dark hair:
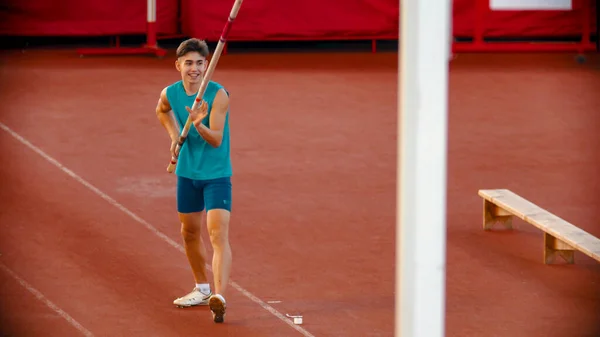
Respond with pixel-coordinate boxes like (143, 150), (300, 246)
(176, 38), (210, 58)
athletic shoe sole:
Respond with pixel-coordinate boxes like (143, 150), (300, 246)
(174, 302), (208, 308)
(209, 295), (226, 323)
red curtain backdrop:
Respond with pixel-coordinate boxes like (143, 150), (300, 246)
(453, 0), (595, 37)
(0, 0), (179, 36)
(0, 0), (595, 38)
(181, 0), (399, 40)
(182, 0), (594, 40)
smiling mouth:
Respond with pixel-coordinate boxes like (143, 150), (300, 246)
(189, 74), (200, 80)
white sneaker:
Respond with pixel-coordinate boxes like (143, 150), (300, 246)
(209, 294), (227, 323)
(173, 288), (211, 307)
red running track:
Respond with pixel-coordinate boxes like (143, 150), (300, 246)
(0, 49), (599, 337)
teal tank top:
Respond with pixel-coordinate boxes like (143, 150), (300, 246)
(166, 80), (232, 180)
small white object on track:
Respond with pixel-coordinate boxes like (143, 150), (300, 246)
(286, 313), (303, 325)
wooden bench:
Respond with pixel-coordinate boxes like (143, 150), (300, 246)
(478, 189), (600, 265)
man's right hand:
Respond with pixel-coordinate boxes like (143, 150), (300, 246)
(170, 139), (181, 159)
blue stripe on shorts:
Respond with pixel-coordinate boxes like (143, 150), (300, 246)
(176, 176), (232, 213)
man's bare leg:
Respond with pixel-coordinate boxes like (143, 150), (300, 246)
(206, 209), (232, 295)
(207, 208), (232, 323)
(179, 211), (210, 284)
(172, 211), (212, 307)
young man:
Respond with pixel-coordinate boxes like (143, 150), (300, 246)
(155, 38), (233, 323)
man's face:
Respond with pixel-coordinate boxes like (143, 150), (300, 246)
(176, 51), (207, 84)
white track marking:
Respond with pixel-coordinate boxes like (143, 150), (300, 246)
(0, 263), (95, 337)
(0, 122), (316, 337)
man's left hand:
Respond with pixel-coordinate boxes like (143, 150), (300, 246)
(186, 100), (209, 126)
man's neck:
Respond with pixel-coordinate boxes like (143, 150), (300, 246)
(183, 81), (201, 96)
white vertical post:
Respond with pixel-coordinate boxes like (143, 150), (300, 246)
(396, 0), (450, 336)
(147, 0), (156, 22)
(146, 0), (158, 47)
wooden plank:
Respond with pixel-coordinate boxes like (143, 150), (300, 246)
(593, 249), (600, 262)
(525, 213), (577, 236)
(478, 189), (545, 220)
(478, 189), (508, 201)
(478, 189), (600, 264)
(569, 235), (600, 261)
(525, 213), (600, 261)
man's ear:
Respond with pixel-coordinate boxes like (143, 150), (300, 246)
(175, 59), (181, 71)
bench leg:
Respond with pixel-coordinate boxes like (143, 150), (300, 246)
(544, 233), (575, 264)
(483, 199), (513, 230)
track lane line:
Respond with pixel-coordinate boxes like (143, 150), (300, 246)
(0, 122), (315, 337)
(0, 262), (95, 337)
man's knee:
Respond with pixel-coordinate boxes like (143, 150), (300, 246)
(179, 213), (203, 243)
(181, 226), (199, 244)
(207, 209), (230, 246)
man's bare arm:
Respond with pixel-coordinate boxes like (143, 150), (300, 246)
(194, 89), (229, 148)
(156, 87), (180, 141)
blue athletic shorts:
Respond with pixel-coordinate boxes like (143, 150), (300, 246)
(176, 176), (232, 213)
